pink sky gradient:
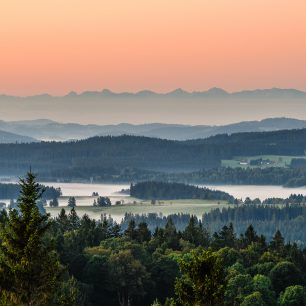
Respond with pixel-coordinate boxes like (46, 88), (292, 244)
(0, 0), (306, 95)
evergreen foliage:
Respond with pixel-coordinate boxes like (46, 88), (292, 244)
(1, 176), (306, 305)
(0, 182), (61, 200)
(0, 172), (61, 305)
(2, 129), (306, 184)
(130, 181), (235, 202)
(68, 196), (76, 208)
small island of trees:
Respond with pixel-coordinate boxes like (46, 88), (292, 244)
(130, 181), (236, 203)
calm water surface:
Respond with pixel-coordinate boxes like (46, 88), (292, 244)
(2, 181), (306, 201)
(199, 185), (306, 201)
(2, 181), (306, 222)
(44, 182), (306, 200)
(42, 182), (306, 200)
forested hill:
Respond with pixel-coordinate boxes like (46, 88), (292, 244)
(192, 128), (306, 144)
(0, 183), (61, 200)
(188, 128), (306, 156)
(1, 129), (306, 178)
(130, 181), (235, 202)
(0, 130), (37, 144)
(1, 117), (306, 141)
(0, 135), (221, 175)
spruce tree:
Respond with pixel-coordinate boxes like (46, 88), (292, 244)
(0, 172), (61, 306)
(67, 196), (76, 208)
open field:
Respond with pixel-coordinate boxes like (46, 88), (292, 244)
(46, 199), (228, 222)
(222, 154), (306, 169)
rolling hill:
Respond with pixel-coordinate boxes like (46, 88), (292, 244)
(1, 129), (306, 180)
(1, 117), (306, 141)
(0, 130), (37, 143)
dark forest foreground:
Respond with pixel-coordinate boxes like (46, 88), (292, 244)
(0, 173), (306, 305)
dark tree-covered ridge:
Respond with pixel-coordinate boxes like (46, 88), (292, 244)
(0, 183), (61, 199)
(178, 167), (306, 187)
(130, 181), (235, 202)
(1, 128), (306, 179)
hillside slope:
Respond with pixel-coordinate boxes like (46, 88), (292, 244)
(1, 117), (306, 141)
(1, 129), (306, 178)
(0, 130), (37, 143)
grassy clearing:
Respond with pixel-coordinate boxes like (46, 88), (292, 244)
(222, 155), (306, 169)
(46, 199), (228, 222)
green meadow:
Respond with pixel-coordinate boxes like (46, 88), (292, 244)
(47, 199), (228, 222)
(222, 154), (306, 169)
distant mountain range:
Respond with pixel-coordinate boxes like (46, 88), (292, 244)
(2, 117), (306, 142)
(1, 88), (306, 125)
(2, 87), (305, 99)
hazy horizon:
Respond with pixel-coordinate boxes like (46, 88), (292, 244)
(1, 1), (306, 125)
(0, 87), (306, 125)
(1, 1), (306, 96)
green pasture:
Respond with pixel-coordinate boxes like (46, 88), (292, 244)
(222, 154), (306, 169)
(46, 199), (228, 222)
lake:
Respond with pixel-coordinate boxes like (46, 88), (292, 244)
(43, 182), (306, 201)
(44, 182), (306, 222)
(3, 181), (306, 222)
(199, 184), (306, 201)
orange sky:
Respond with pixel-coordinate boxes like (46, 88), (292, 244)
(0, 0), (306, 95)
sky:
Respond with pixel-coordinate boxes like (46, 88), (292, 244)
(0, 0), (306, 96)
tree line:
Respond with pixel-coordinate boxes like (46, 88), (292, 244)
(2, 128), (306, 180)
(0, 182), (61, 199)
(130, 181), (235, 203)
(121, 202), (306, 246)
(156, 167), (306, 188)
(38, 166), (306, 187)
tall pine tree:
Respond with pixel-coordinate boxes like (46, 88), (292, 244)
(0, 172), (61, 306)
